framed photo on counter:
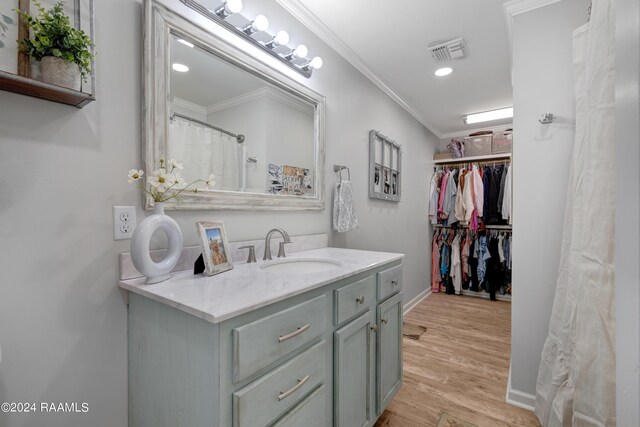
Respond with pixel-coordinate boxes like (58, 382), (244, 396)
(196, 221), (233, 276)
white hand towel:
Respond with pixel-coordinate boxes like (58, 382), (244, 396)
(333, 180), (359, 233)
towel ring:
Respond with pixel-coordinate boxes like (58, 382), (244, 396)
(334, 165), (350, 182)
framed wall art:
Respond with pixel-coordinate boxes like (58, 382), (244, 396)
(196, 221), (233, 276)
(369, 129), (402, 202)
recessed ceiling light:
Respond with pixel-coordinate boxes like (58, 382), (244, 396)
(464, 107), (513, 124)
(172, 63), (189, 72)
(177, 39), (194, 48)
(435, 67), (453, 77)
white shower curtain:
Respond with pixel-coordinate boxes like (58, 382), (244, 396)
(170, 117), (240, 190)
(535, 0), (616, 426)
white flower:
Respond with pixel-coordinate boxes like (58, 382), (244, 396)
(172, 173), (187, 187)
(148, 168), (175, 191)
(204, 173), (216, 189)
(169, 159), (183, 170)
(127, 169), (144, 183)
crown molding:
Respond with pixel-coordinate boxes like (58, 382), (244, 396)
(503, 0), (563, 83)
(274, 0), (443, 138)
(171, 97), (207, 115)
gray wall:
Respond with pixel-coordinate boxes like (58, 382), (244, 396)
(0, 0), (436, 426)
(509, 0), (590, 402)
(615, 0), (640, 423)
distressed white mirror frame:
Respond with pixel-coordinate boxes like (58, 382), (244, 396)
(143, 0), (325, 210)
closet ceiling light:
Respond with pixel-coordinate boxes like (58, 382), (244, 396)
(464, 107), (513, 124)
(172, 63), (189, 72)
(177, 39), (194, 48)
(435, 67), (453, 77)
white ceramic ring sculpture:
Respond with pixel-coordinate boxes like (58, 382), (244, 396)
(131, 203), (183, 284)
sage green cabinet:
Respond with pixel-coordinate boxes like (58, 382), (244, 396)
(127, 260), (403, 427)
(334, 311), (375, 427)
(376, 292), (403, 414)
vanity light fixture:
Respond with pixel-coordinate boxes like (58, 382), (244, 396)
(180, 0), (322, 78)
(434, 67), (452, 77)
(177, 38), (194, 48)
(463, 107), (513, 124)
(172, 63), (189, 72)
(242, 15), (269, 35)
(214, 0), (242, 19)
(265, 30), (289, 49)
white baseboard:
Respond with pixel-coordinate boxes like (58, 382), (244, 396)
(505, 365), (536, 411)
(403, 289), (431, 315)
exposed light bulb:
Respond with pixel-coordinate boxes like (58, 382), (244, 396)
(434, 67), (453, 77)
(292, 44), (308, 59)
(215, 0), (242, 18)
(243, 14), (269, 35)
(177, 39), (194, 48)
(225, 0), (243, 14)
(172, 63), (189, 72)
(265, 30), (289, 49)
(308, 56), (323, 70)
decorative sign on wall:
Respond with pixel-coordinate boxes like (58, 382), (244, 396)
(369, 129), (402, 202)
(268, 163), (313, 196)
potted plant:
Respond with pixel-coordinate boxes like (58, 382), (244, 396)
(17, 1), (93, 91)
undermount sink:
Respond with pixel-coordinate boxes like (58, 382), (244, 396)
(260, 258), (342, 274)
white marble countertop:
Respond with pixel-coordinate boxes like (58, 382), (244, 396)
(119, 247), (404, 324)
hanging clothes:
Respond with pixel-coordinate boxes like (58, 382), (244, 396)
(450, 234), (462, 295)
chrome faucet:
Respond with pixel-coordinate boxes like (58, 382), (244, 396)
(263, 228), (292, 260)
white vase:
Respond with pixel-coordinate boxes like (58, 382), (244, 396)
(40, 56), (81, 91)
(130, 203), (183, 284)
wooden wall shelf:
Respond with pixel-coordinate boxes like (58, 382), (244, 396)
(0, 70), (95, 108)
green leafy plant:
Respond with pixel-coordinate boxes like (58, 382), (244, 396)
(17, 1), (94, 79)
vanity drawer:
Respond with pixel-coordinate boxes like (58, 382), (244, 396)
(273, 384), (327, 427)
(233, 295), (326, 382)
(233, 341), (326, 427)
(377, 264), (402, 300)
(334, 275), (375, 325)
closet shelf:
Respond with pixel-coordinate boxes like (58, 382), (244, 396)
(432, 153), (511, 165)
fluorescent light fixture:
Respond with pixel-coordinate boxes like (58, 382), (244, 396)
(172, 63), (189, 72)
(177, 39), (194, 48)
(464, 107), (513, 124)
(434, 67), (452, 77)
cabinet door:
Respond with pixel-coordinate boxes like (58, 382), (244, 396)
(334, 311), (374, 427)
(376, 292), (403, 414)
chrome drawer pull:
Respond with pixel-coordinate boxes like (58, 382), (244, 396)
(356, 296), (365, 304)
(370, 324), (378, 333)
(381, 317), (389, 324)
(278, 324), (310, 343)
(278, 375), (310, 401)
(391, 279), (398, 286)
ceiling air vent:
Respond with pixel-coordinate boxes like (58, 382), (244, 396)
(428, 38), (467, 62)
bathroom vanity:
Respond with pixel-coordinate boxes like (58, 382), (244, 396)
(119, 247), (403, 427)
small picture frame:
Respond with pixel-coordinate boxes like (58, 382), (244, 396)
(196, 221), (233, 276)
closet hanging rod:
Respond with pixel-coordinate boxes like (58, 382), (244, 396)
(434, 224), (512, 231)
(171, 113), (245, 144)
(435, 159), (511, 168)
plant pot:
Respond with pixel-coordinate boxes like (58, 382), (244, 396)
(130, 203), (183, 284)
(40, 56), (81, 91)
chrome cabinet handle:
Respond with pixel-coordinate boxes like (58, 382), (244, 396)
(278, 375), (310, 401)
(381, 317), (388, 324)
(356, 296), (365, 304)
(278, 324), (310, 343)
(391, 279), (398, 286)
(370, 324), (378, 333)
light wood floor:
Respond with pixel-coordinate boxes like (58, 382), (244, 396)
(375, 292), (541, 427)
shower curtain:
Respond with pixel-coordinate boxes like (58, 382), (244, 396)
(535, 0), (616, 426)
(170, 117), (240, 190)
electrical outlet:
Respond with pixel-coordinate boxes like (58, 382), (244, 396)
(113, 206), (136, 240)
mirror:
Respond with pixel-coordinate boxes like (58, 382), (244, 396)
(144, 0), (325, 210)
